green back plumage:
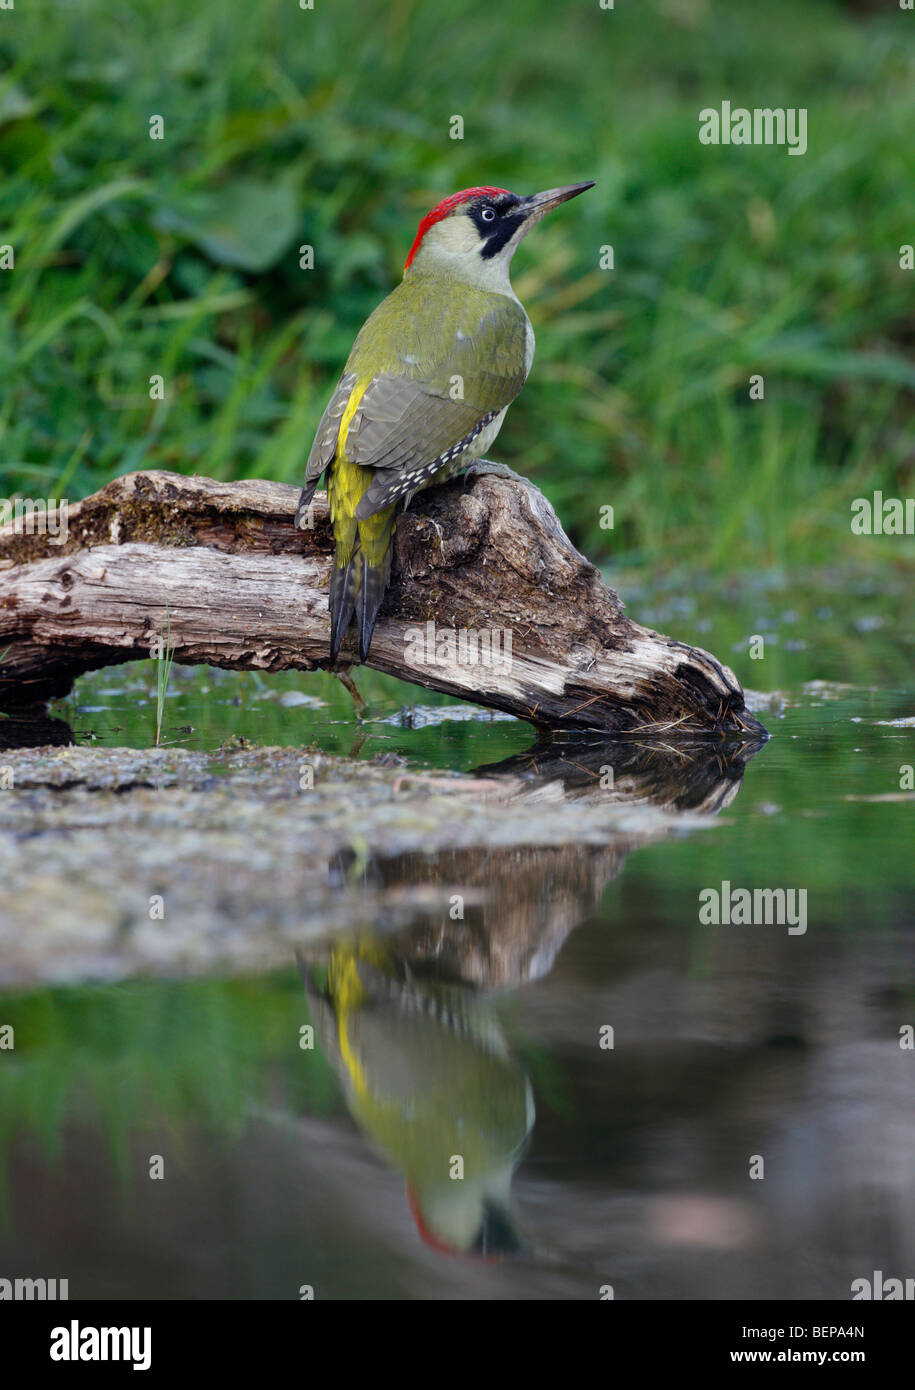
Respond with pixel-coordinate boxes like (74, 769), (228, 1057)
(298, 274), (531, 662)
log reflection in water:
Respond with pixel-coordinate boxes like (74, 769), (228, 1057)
(321, 735), (764, 988)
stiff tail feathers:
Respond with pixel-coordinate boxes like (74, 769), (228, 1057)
(357, 547), (393, 663)
(329, 553), (362, 663)
(301, 459), (395, 663)
(328, 545), (394, 664)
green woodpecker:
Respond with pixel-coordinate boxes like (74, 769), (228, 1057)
(295, 180), (595, 662)
(300, 940), (534, 1257)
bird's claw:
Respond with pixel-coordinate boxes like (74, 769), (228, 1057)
(462, 459), (525, 488)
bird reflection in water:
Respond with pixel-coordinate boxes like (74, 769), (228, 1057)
(299, 938), (533, 1257)
(298, 733), (765, 1258)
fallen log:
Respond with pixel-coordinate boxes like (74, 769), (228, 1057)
(0, 467), (765, 735)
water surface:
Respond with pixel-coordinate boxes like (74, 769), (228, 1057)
(1, 565), (913, 1299)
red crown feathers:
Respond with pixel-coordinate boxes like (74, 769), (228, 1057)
(404, 186), (510, 269)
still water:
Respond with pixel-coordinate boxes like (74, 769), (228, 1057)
(1, 566), (913, 1299)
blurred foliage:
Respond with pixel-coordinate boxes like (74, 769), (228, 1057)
(1, 0), (914, 570)
(0, 973), (338, 1218)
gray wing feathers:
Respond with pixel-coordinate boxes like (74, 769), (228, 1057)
(295, 371), (357, 527)
(304, 371), (357, 485)
(354, 409), (501, 518)
(347, 378), (484, 472)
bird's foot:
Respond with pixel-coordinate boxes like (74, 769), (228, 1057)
(461, 458), (526, 488)
(334, 667), (366, 714)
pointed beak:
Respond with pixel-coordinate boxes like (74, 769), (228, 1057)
(520, 181), (595, 228)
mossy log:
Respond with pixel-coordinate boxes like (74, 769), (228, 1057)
(0, 468), (765, 736)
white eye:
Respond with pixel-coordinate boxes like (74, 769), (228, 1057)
(481, 206), (496, 222)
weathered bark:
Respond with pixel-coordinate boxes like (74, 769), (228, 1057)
(0, 468), (765, 735)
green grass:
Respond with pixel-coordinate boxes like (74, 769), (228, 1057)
(1, 0), (914, 573)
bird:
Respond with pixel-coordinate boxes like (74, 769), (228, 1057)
(298, 939), (535, 1258)
(295, 180), (595, 663)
